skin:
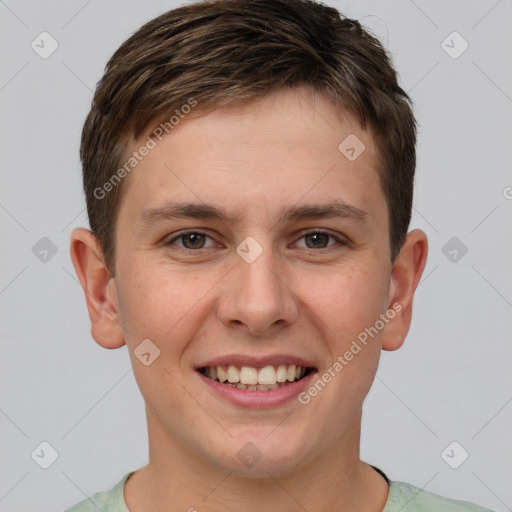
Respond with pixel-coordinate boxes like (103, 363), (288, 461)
(70, 86), (428, 512)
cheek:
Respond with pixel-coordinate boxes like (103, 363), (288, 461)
(116, 262), (218, 351)
(300, 266), (386, 418)
(306, 262), (388, 343)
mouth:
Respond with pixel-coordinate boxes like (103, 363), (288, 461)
(198, 364), (315, 391)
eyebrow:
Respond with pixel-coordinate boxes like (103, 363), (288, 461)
(139, 199), (370, 228)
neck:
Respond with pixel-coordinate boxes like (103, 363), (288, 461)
(125, 409), (389, 512)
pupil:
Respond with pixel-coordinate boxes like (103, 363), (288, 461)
(307, 233), (327, 248)
(184, 233), (204, 249)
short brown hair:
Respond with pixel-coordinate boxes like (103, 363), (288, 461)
(80, 0), (416, 274)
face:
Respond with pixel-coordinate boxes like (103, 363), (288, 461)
(98, 87), (408, 475)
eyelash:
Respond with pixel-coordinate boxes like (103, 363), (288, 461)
(163, 229), (348, 252)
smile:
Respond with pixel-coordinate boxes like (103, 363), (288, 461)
(199, 364), (312, 391)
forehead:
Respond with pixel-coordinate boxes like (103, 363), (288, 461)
(118, 87), (387, 230)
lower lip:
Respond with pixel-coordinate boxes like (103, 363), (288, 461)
(197, 371), (317, 409)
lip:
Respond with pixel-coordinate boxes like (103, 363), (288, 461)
(196, 368), (318, 409)
(195, 354), (317, 370)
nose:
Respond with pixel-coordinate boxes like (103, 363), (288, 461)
(216, 244), (299, 337)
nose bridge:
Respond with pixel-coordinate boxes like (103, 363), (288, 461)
(218, 239), (298, 335)
(242, 251), (282, 302)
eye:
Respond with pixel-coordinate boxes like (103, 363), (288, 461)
(164, 231), (216, 250)
(163, 229), (347, 252)
(295, 230), (346, 250)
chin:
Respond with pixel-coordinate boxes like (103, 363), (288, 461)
(203, 430), (316, 478)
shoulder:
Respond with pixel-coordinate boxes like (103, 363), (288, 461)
(62, 473), (131, 512)
(385, 480), (494, 512)
(63, 490), (108, 512)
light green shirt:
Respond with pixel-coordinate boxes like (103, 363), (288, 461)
(64, 467), (494, 511)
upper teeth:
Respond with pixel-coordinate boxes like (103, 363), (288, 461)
(205, 364), (306, 385)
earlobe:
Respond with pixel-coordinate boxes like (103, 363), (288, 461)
(69, 227), (126, 349)
(382, 229), (428, 351)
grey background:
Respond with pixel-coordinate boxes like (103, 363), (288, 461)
(1, 0), (511, 511)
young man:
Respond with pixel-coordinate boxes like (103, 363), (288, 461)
(66, 0), (493, 510)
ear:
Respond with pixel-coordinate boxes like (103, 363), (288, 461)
(69, 227), (125, 349)
(381, 229), (428, 351)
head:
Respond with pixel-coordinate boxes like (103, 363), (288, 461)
(71, 0), (427, 477)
